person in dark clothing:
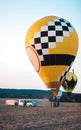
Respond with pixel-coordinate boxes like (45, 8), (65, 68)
(54, 96), (59, 107)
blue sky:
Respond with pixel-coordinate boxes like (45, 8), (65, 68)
(0, 0), (81, 93)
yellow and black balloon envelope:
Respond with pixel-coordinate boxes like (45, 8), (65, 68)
(25, 16), (79, 96)
(62, 72), (77, 96)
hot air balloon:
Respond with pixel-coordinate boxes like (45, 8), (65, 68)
(62, 70), (77, 96)
(25, 16), (78, 103)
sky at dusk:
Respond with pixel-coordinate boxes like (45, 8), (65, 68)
(0, 0), (81, 93)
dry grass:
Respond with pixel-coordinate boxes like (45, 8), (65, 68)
(0, 99), (81, 130)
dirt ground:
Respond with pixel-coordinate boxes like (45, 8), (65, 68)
(0, 99), (81, 130)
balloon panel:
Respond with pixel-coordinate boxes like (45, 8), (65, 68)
(26, 46), (40, 72)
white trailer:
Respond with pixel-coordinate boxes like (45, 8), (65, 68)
(5, 99), (18, 106)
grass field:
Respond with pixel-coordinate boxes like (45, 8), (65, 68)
(0, 99), (81, 130)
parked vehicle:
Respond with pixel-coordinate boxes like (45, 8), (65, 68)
(18, 99), (37, 107)
(18, 99), (26, 106)
(6, 99), (18, 106)
(26, 100), (37, 107)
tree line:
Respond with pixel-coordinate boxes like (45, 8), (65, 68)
(0, 88), (81, 102)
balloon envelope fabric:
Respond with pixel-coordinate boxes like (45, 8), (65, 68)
(25, 16), (79, 96)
